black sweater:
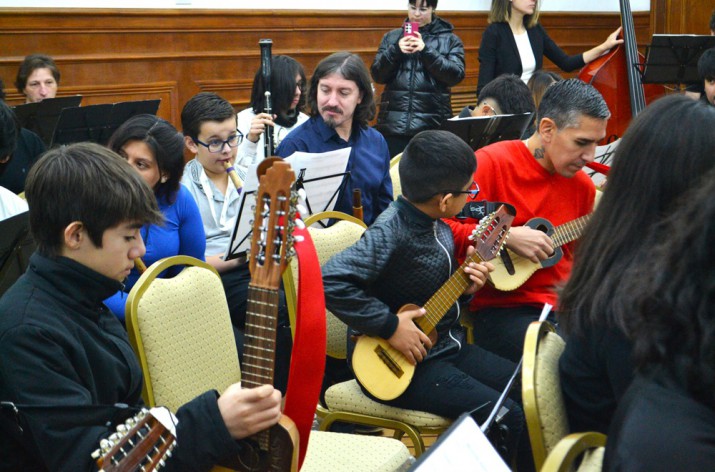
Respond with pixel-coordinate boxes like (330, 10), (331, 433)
(0, 253), (242, 471)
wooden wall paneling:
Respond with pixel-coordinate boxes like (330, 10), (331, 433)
(0, 8), (635, 128)
(651, 0), (714, 35)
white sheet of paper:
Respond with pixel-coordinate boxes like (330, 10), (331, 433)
(223, 148), (351, 259)
(412, 415), (510, 472)
(284, 148), (351, 215)
(224, 162), (261, 260)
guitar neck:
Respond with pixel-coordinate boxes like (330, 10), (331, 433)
(414, 252), (485, 334)
(551, 214), (591, 247)
(242, 284), (280, 389)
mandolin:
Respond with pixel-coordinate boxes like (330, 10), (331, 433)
(488, 214), (591, 291)
(352, 205), (514, 401)
(236, 158), (300, 472)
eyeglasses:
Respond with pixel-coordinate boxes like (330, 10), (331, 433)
(194, 129), (244, 153)
(443, 181), (480, 200)
(480, 101), (498, 116)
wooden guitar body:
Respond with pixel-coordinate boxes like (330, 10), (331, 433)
(352, 207), (514, 401)
(236, 417), (299, 472)
(488, 214), (591, 291)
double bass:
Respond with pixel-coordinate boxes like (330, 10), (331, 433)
(579, 0), (666, 143)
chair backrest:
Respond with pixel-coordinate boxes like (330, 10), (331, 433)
(522, 320), (568, 470)
(390, 153), (402, 200)
(283, 211), (367, 359)
(126, 255), (241, 411)
(541, 432), (607, 472)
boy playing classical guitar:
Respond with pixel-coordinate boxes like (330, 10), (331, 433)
(322, 130), (530, 468)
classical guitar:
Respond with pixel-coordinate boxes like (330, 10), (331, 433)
(352, 205), (515, 401)
(92, 408), (176, 472)
(236, 158), (300, 472)
(488, 214), (591, 291)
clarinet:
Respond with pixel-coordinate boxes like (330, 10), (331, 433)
(259, 39), (274, 157)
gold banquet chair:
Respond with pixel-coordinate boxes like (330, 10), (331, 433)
(389, 153), (402, 200)
(283, 211), (453, 457)
(541, 432), (607, 472)
(126, 255), (412, 472)
(522, 320), (569, 470)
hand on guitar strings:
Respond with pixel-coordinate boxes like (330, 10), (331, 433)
(388, 307), (433, 365)
(504, 226), (555, 264)
(217, 383), (283, 439)
(463, 245), (495, 295)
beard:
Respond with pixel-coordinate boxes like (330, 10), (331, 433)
(321, 106), (343, 129)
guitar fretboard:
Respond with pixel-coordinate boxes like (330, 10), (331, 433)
(415, 214), (511, 334)
(551, 214), (591, 247)
(243, 285), (280, 389)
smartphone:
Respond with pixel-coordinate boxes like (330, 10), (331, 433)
(403, 21), (419, 38)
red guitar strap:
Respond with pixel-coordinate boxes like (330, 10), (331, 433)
(283, 224), (326, 468)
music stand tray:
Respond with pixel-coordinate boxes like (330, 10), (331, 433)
(643, 35), (715, 86)
(52, 99), (161, 147)
(440, 113), (533, 151)
(12, 96), (83, 147)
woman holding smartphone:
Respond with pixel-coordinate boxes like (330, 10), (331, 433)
(371, 0), (465, 158)
(477, 0), (621, 96)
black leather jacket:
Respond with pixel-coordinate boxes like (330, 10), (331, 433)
(371, 16), (465, 138)
(322, 197), (468, 363)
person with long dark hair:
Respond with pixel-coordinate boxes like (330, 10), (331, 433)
(103, 114), (205, 322)
(603, 168), (715, 470)
(276, 51), (392, 226)
(476, 0), (621, 96)
(236, 55), (308, 174)
(559, 95), (715, 435)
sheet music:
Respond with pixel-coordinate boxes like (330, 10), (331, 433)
(224, 163), (261, 260)
(223, 148), (351, 260)
(412, 415), (510, 471)
(284, 148), (351, 214)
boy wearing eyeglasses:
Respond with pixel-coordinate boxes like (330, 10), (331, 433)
(322, 130), (530, 468)
(181, 92), (292, 392)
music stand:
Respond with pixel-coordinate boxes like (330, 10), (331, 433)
(0, 211), (35, 297)
(410, 411), (509, 471)
(224, 150), (351, 261)
(440, 113), (533, 152)
(52, 99), (160, 147)
(642, 35), (715, 86)
(12, 96), (83, 147)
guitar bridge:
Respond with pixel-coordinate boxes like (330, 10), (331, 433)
(374, 344), (404, 378)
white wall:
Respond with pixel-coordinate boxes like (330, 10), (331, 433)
(0, 0), (651, 12)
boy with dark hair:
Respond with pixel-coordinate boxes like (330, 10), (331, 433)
(180, 91), (292, 391)
(458, 73), (535, 118)
(0, 142), (282, 470)
(697, 47), (715, 106)
(322, 130), (529, 467)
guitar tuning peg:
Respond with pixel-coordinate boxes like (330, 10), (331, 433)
(294, 235), (305, 243)
(295, 218), (306, 230)
(116, 424), (128, 434)
(91, 448), (101, 460)
(297, 188), (307, 201)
